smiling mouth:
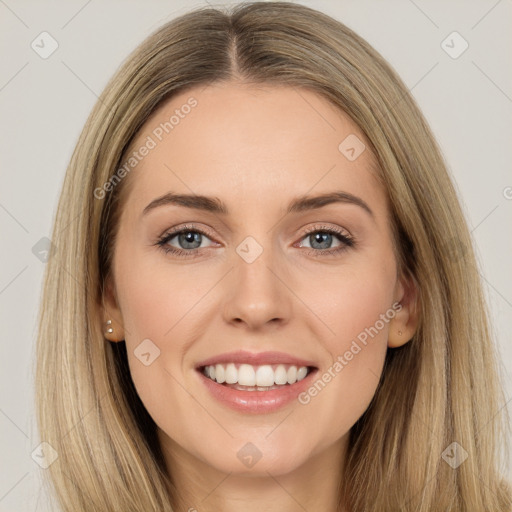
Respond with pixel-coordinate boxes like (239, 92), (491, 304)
(198, 363), (317, 391)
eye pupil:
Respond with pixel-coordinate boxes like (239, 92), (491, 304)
(179, 231), (201, 249)
(310, 232), (332, 249)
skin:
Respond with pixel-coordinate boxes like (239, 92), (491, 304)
(102, 81), (419, 512)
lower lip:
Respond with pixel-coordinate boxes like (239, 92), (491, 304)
(197, 368), (318, 414)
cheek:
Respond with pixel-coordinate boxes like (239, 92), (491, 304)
(326, 278), (394, 345)
(115, 248), (207, 343)
(306, 251), (396, 347)
(295, 259), (395, 437)
(113, 251), (215, 435)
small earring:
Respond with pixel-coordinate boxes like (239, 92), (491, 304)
(105, 319), (113, 334)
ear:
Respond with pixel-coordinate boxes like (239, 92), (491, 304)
(388, 269), (420, 348)
(100, 275), (125, 343)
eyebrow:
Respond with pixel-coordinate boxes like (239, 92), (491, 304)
(142, 191), (374, 218)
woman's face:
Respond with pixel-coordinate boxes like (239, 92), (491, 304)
(103, 82), (415, 478)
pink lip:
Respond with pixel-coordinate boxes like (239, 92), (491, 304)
(195, 350), (317, 369)
(197, 367), (318, 414)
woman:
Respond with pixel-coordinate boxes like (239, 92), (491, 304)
(35, 2), (511, 511)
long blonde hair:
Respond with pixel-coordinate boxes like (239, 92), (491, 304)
(35, 2), (511, 510)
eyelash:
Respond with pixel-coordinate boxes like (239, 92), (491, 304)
(154, 223), (355, 259)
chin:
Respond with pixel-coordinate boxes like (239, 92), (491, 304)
(195, 436), (314, 477)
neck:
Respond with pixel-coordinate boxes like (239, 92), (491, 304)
(159, 433), (348, 512)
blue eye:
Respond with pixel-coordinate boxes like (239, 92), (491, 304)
(300, 228), (353, 251)
(156, 225), (215, 258)
(296, 226), (354, 257)
(169, 231), (205, 250)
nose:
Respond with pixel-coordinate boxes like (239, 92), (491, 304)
(222, 244), (293, 331)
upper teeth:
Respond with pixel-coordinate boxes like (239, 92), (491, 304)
(202, 363), (309, 386)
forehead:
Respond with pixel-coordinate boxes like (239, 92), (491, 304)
(119, 82), (384, 217)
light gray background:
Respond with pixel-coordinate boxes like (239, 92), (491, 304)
(1, 1), (511, 510)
